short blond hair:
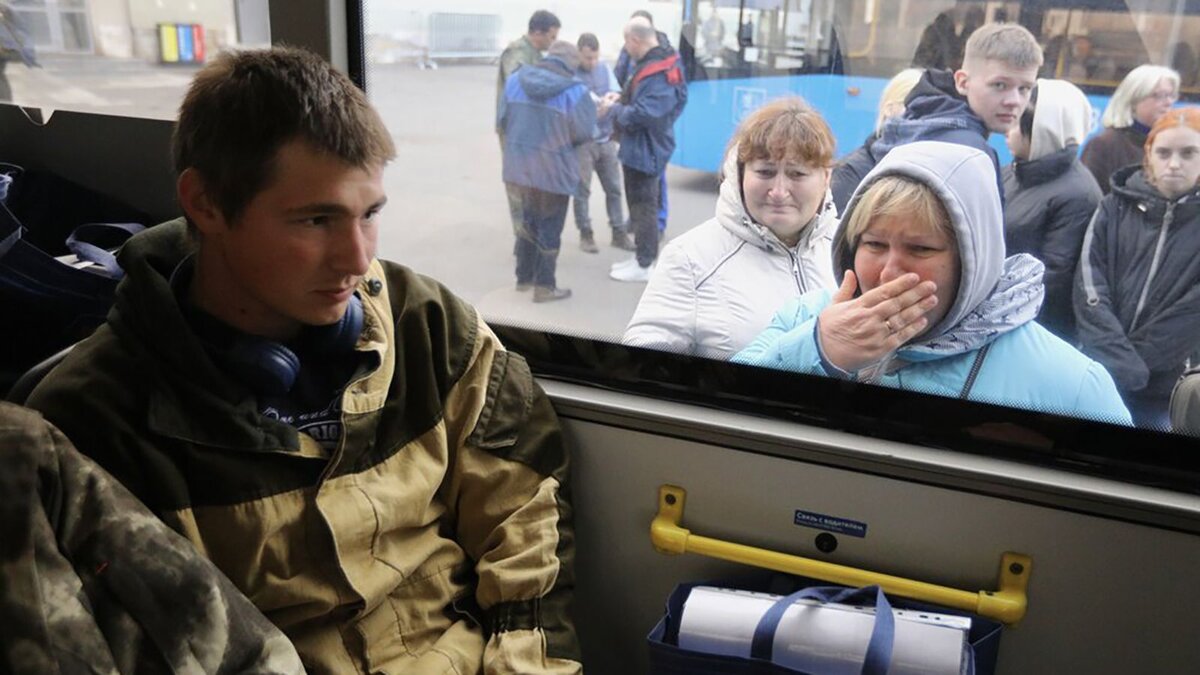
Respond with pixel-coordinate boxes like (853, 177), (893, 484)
(843, 175), (953, 247)
(876, 69), (923, 134)
(728, 97), (835, 168)
(962, 23), (1043, 70)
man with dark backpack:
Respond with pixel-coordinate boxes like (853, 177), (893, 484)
(604, 17), (687, 282)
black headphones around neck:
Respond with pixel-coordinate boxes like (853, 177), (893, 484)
(226, 293), (364, 395)
(171, 258), (367, 395)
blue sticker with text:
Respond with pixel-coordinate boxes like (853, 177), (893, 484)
(794, 510), (868, 538)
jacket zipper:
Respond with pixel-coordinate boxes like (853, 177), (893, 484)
(1131, 202), (1175, 332)
(787, 249), (806, 294)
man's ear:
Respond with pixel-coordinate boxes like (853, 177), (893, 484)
(177, 169), (225, 235)
(953, 69), (970, 96)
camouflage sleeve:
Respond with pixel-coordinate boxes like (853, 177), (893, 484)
(0, 402), (305, 674)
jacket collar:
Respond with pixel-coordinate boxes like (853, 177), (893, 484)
(112, 219), (394, 452)
(1013, 145), (1077, 186)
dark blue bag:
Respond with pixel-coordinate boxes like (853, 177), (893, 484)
(648, 576), (1002, 675)
(0, 199), (143, 389)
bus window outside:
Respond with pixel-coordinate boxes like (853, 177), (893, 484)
(0, 0), (270, 120)
(365, 1), (1200, 450)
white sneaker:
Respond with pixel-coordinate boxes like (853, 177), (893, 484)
(610, 256), (639, 272)
(610, 261), (655, 282)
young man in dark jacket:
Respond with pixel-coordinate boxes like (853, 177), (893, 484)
(832, 22), (1041, 209)
(605, 17), (688, 282)
(499, 41), (597, 302)
(28, 47), (582, 674)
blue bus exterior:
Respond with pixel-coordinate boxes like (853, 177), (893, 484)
(671, 73), (1113, 173)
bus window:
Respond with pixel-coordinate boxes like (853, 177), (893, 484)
(356, 0), (1200, 492)
(0, 0), (270, 119)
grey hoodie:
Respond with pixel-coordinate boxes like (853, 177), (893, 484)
(834, 141), (1044, 359)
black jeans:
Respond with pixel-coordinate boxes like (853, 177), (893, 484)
(515, 187), (570, 288)
(623, 166), (661, 267)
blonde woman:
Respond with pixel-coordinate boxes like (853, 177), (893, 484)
(830, 68), (923, 213)
(1081, 64), (1180, 193)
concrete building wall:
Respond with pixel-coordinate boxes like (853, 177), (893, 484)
(88, 0), (134, 58)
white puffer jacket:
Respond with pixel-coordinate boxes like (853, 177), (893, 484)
(622, 149), (839, 358)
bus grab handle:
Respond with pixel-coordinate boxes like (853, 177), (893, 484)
(650, 484), (1031, 625)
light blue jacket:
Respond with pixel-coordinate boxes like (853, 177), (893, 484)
(736, 289), (1131, 424)
(735, 141), (1131, 426)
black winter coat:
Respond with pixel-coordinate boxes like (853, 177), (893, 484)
(1002, 145), (1102, 340)
(1074, 166), (1200, 422)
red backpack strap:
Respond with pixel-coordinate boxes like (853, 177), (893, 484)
(631, 53), (682, 88)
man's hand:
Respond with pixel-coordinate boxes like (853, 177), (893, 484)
(817, 271), (938, 373)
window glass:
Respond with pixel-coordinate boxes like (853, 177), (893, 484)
(1, 0), (271, 119)
(360, 0), (1200, 476)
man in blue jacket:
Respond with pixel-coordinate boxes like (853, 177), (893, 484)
(606, 18), (688, 282)
(499, 41), (597, 302)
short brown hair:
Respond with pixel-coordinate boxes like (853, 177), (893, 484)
(962, 23), (1043, 70)
(843, 175), (953, 247)
(728, 97), (835, 169)
(173, 46), (395, 224)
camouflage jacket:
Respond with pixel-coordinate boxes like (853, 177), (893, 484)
(0, 401), (304, 674)
(28, 219), (581, 674)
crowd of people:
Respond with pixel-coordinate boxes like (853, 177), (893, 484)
(610, 16), (1200, 433)
(497, 10), (687, 302)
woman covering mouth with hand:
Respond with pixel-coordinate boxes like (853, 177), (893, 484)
(735, 141), (1131, 425)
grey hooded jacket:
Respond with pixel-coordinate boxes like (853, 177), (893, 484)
(737, 142), (1130, 424)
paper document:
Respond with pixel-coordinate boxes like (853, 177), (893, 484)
(678, 586), (970, 675)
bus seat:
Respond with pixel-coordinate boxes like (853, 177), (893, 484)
(5, 344), (74, 405)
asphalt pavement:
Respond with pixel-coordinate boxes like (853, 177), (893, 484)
(368, 62), (718, 341)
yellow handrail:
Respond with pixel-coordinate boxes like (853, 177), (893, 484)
(650, 485), (1031, 625)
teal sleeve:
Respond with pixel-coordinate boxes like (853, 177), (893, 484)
(1074, 362), (1134, 426)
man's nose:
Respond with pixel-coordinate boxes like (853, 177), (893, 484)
(332, 222), (374, 275)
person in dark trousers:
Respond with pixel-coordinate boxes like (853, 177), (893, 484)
(500, 41), (597, 302)
(614, 9), (679, 236)
(27, 47), (582, 673)
(605, 17), (688, 283)
(1075, 108), (1200, 430)
(573, 32), (632, 253)
(1002, 79), (1102, 342)
(830, 22), (1042, 210)
(495, 10), (561, 246)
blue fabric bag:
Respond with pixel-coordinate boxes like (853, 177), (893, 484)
(0, 199), (143, 389)
(648, 576), (1002, 675)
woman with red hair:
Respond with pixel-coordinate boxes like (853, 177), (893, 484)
(1075, 107), (1200, 429)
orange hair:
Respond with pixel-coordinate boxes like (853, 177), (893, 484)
(1144, 107), (1200, 167)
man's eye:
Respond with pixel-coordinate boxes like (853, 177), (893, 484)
(786, 171), (807, 180)
(991, 82), (1007, 91)
(756, 170), (776, 178)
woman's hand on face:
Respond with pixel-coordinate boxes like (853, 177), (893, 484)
(817, 270), (939, 373)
